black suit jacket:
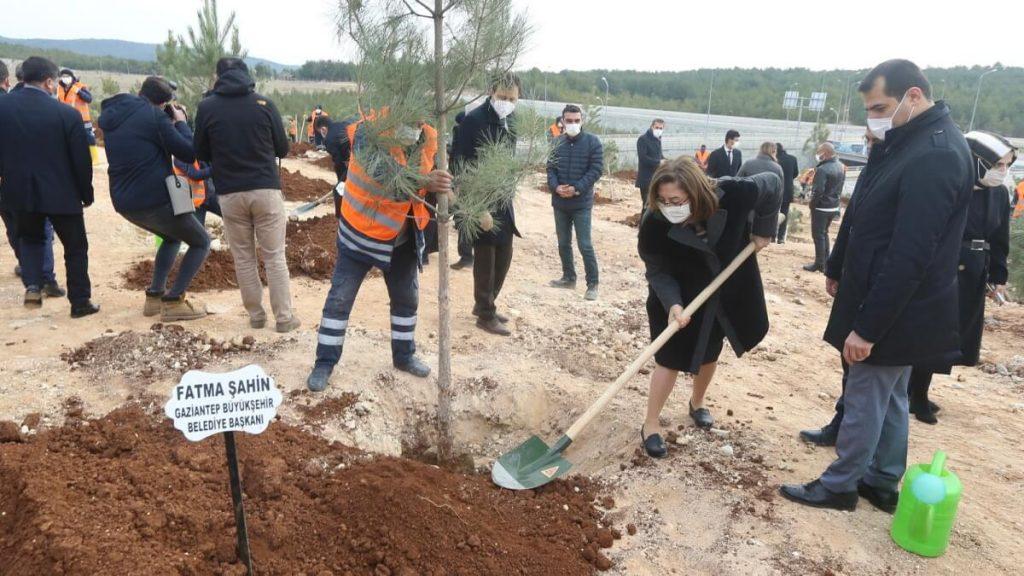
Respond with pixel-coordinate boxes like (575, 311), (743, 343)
(706, 146), (742, 178)
(635, 129), (664, 193)
(0, 86), (93, 214)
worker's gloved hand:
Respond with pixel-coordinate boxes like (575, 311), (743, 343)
(426, 170), (453, 195)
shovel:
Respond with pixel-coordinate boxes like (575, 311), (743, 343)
(492, 238), (766, 490)
(289, 182), (341, 218)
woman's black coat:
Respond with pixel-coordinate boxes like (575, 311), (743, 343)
(928, 184), (1011, 371)
(639, 173), (782, 374)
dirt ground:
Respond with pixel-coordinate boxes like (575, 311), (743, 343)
(1, 151), (1022, 575)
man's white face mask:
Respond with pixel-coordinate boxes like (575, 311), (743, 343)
(397, 125), (422, 145)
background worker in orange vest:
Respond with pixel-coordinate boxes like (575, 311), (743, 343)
(306, 113), (453, 392)
(288, 116), (298, 143)
(57, 68), (97, 162)
(307, 105), (328, 148)
(172, 158), (221, 223)
(547, 116), (564, 141)
(694, 144), (710, 172)
(1015, 179), (1024, 218)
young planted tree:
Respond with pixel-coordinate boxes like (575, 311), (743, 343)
(156, 0), (247, 110)
(336, 0), (532, 462)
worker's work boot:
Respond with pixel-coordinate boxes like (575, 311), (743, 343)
(395, 356), (431, 378)
(549, 277), (576, 289)
(143, 290), (163, 317)
(24, 287), (42, 308)
(306, 364), (334, 392)
(43, 282), (66, 298)
(276, 316), (302, 334)
(161, 295), (208, 322)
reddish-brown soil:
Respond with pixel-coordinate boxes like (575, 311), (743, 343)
(0, 405), (618, 575)
(61, 323), (260, 383)
(123, 216), (344, 292)
(611, 169), (637, 182)
(281, 167), (329, 202)
(122, 249), (264, 293)
(292, 390), (360, 431)
(621, 212), (642, 228)
(313, 155), (336, 171)
(593, 193), (617, 205)
(288, 141), (314, 157)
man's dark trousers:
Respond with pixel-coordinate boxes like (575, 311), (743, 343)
(17, 212), (91, 303)
(811, 210), (838, 268)
(473, 240), (513, 319)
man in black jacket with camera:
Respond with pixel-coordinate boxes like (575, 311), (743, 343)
(0, 57), (97, 317)
(781, 60), (974, 513)
(803, 143), (845, 272)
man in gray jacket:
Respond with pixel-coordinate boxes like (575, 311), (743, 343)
(737, 142), (784, 182)
(803, 143), (845, 272)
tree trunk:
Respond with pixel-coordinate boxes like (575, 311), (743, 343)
(432, 0), (455, 463)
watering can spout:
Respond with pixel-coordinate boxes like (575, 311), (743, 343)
(929, 451), (946, 476)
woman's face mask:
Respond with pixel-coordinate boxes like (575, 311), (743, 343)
(658, 201), (691, 224)
(397, 125), (422, 146)
(980, 166), (1008, 188)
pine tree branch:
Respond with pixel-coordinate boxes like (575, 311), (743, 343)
(413, 0), (436, 15)
(402, 0), (433, 18)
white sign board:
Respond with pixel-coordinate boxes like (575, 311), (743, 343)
(783, 91), (801, 110)
(165, 364), (282, 442)
(809, 92), (828, 112)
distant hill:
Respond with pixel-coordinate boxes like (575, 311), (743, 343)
(0, 36), (294, 72)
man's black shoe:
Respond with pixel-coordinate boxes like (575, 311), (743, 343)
(780, 480), (857, 511)
(857, 481), (899, 514)
(476, 317), (511, 336)
(799, 424), (838, 447)
(24, 288), (42, 308)
(802, 263), (822, 273)
(43, 282), (66, 298)
(70, 301), (100, 319)
(472, 307), (509, 323)
(450, 257), (474, 271)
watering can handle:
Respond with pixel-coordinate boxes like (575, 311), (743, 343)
(564, 238), (763, 441)
(930, 451), (947, 476)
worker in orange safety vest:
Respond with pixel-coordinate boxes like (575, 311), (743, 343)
(307, 105), (329, 147)
(57, 68), (98, 162)
(306, 112), (453, 392)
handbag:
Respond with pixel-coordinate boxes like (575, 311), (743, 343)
(166, 173), (195, 215)
(155, 107), (195, 215)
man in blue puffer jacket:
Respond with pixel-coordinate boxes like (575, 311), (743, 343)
(546, 104), (604, 300)
(100, 76), (211, 322)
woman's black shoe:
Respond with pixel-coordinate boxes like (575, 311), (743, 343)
(910, 402), (938, 425)
(689, 402), (714, 429)
(640, 426), (668, 458)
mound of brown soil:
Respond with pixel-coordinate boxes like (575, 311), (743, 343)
(611, 169), (637, 182)
(281, 167), (329, 202)
(0, 405), (618, 575)
(61, 323), (260, 382)
(593, 193), (617, 205)
(288, 141), (314, 157)
(312, 155), (336, 171)
(123, 216), (344, 292)
(621, 212), (642, 228)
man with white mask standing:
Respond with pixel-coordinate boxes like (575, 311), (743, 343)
(781, 60), (974, 512)
(547, 104), (604, 301)
(635, 118), (666, 207)
(450, 73), (522, 336)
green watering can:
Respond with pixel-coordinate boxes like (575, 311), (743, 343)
(891, 451), (963, 557)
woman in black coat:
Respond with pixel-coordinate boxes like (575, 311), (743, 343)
(638, 157), (781, 457)
(908, 131), (1014, 424)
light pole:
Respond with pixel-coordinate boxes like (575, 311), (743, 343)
(829, 107), (841, 136)
(840, 78), (859, 141)
(703, 69), (715, 142)
(969, 66), (1000, 132)
(939, 78), (947, 101)
(600, 76), (609, 107)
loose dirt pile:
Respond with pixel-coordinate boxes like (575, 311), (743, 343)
(0, 405), (621, 575)
(611, 169), (638, 182)
(122, 248), (262, 293)
(313, 154), (336, 171)
(61, 324), (260, 383)
(281, 167), (330, 202)
(123, 215), (343, 291)
(288, 141), (314, 157)
(291, 389), (361, 432)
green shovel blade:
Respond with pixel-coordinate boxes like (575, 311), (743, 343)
(491, 435), (573, 490)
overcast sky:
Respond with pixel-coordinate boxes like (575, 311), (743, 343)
(3, 0), (1020, 70)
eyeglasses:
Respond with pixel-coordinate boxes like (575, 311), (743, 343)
(657, 199), (689, 208)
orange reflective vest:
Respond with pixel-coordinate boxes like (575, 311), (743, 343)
(548, 122), (563, 138)
(58, 82), (92, 124)
(1015, 180), (1024, 219)
(173, 160), (207, 208)
(288, 117), (297, 137)
(694, 149), (710, 168)
(307, 110), (328, 137)
(340, 120), (436, 242)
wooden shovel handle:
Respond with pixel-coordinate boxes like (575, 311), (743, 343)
(564, 239), (761, 441)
